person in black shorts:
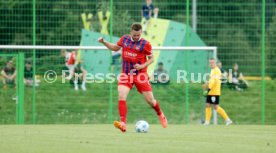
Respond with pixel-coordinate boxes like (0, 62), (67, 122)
(203, 58), (232, 126)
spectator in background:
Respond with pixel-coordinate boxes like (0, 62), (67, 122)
(1, 60), (16, 89)
(24, 60), (40, 87)
(111, 50), (122, 73)
(152, 62), (170, 84)
(61, 49), (87, 91)
(141, 0), (159, 35)
(228, 63), (248, 91)
(217, 61), (228, 85)
(61, 49), (77, 80)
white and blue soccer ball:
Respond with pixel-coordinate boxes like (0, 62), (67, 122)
(135, 120), (149, 133)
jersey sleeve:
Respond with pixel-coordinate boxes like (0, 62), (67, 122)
(117, 35), (126, 47)
(144, 42), (152, 55)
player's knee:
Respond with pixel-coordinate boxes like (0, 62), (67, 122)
(82, 70), (87, 74)
(118, 95), (126, 100)
(145, 97), (155, 105)
(118, 93), (127, 100)
(206, 103), (211, 107)
(146, 98), (154, 103)
(213, 105), (219, 110)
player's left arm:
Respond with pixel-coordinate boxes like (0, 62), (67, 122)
(134, 42), (153, 70)
(134, 54), (154, 70)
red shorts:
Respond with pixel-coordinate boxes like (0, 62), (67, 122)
(118, 73), (152, 93)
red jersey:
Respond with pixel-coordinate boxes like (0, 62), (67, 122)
(65, 51), (76, 66)
(117, 35), (152, 75)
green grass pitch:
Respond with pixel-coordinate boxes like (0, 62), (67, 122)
(0, 125), (275, 153)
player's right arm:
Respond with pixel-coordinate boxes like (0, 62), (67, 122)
(98, 37), (121, 52)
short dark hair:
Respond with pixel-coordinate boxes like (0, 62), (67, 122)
(131, 23), (142, 31)
(209, 58), (216, 61)
(7, 60), (13, 64)
(158, 62), (163, 66)
(25, 60), (32, 65)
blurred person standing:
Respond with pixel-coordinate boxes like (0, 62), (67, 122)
(203, 58), (232, 126)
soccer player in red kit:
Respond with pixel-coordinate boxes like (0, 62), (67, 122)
(98, 23), (167, 132)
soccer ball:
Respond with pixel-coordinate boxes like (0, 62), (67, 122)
(135, 120), (149, 133)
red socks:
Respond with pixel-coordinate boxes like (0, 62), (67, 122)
(152, 101), (162, 115)
(118, 100), (127, 123)
(118, 100), (162, 123)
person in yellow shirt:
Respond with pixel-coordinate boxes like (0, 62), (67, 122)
(203, 58), (232, 125)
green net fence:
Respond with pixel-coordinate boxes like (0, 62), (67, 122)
(0, 0), (275, 125)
